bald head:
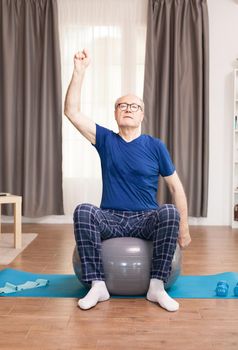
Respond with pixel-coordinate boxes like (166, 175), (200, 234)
(114, 94), (144, 111)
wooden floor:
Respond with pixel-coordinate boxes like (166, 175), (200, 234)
(0, 224), (238, 350)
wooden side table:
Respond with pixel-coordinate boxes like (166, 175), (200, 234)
(0, 195), (22, 249)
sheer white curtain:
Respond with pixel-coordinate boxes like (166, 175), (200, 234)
(58, 0), (147, 217)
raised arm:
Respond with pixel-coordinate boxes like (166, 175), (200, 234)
(64, 49), (96, 144)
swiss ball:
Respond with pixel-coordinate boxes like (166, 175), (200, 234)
(72, 237), (182, 295)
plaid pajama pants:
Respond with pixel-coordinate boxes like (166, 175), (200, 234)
(73, 203), (180, 284)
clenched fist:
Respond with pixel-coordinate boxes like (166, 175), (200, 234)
(74, 49), (90, 72)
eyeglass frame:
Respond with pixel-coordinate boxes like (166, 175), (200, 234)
(116, 102), (143, 112)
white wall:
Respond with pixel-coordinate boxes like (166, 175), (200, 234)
(3, 0), (238, 226)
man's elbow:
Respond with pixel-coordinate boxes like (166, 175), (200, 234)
(63, 100), (69, 115)
(64, 108), (71, 119)
(64, 106), (78, 120)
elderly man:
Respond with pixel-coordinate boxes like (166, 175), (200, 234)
(64, 49), (191, 312)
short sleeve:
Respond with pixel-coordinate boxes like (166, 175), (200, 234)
(157, 140), (175, 177)
(92, 123), (112, 152)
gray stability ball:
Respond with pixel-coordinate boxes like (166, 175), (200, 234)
(72, 237), (182, 296)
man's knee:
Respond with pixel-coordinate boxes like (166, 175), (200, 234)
(73, 203), (97, 223)
(157, 204), (180, 224)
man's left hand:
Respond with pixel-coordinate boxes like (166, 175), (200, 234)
(178, 225), (191, 249)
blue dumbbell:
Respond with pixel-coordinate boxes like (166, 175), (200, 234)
(215, 280), (229, 297)
(234, 283), (238, 297)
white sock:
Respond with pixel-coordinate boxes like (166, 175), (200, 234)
(146, 278), (179, 312)
(78, 280), (110, 310)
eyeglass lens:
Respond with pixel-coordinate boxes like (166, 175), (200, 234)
(119, 103), (140, 112)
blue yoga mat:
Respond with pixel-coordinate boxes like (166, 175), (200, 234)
(0, 268), (238, 298)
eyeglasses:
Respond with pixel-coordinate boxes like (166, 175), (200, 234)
(116, 103), (143, 112)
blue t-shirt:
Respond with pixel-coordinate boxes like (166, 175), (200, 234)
(92, 124), (175, 211)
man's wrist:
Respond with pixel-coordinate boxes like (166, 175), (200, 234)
(179, 221), (189, 231)
(73, 68), (86, 79)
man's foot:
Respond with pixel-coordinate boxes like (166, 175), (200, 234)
(78, 280), (110, 310)
(146, 278), (179, 312)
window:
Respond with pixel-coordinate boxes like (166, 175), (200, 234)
(58, 0), (147, 215)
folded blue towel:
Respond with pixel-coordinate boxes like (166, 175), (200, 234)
(0, 278), (49, 294)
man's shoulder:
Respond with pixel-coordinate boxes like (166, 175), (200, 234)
(93, 123), (116, 151)
(96, 123), (113, 134)
(142, 134), (163, 146)
(141, 135), (170, 159)
(95, 123), (116, 141)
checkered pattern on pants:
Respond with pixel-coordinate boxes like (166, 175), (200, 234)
(73, 203), (180, 284)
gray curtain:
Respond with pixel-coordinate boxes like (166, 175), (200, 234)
(0, 0), (64, 217)
(143, 0), (209, 217)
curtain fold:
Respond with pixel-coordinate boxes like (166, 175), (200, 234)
(143, 0), (209, 217)
(0, 0), (64, 217)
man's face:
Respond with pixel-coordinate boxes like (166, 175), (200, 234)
(114, 95), (144, 128)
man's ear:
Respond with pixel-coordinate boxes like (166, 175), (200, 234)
(114, 110), (117, 120)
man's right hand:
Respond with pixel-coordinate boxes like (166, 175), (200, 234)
(74, 49), (90, 73)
